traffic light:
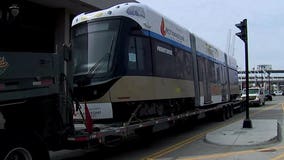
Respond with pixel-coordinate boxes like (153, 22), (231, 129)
(235, 19), (247, 42)
(235, 19), (252, 128)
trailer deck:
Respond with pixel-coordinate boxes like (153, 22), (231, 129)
(68, 101), (242, 147)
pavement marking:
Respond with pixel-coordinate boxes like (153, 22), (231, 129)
(271, 153), (284, 160)
(143, 132), (205, 159)
(251, 103), (281, 117)
(142, 117), (244, 160)
(142, 103), (280, 160)
(178, 149), (256, 160)
(271, 151), (284, 160)
(178, 145), (284, 160)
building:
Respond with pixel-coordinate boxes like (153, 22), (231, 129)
(257, 64), (272, 71)
(238, 68), (284, 92)
(0, 0), (136, 53)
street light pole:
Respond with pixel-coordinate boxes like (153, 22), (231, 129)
(235, 19), (253, 128)
(243, 25), (252, 128)
(268, 73), (271, 94)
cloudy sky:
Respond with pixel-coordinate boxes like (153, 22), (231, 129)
(137, 0), (284, 70)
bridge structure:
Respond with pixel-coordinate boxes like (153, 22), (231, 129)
(238, 70), (284, 92)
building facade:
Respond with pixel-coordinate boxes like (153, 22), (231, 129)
(0, 0), (136, 53)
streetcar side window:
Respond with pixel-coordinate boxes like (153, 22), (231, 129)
(222, 65), (228, 85)
(127, 36), (152, 75)
(215, 63), (221, 84)
(152, 39), (176, 78)
(175, 48), (193, 80)
(136, 37), (146, 71)
(128, 37), (137, 70)
(197, 56), (204, 81)
(207, 60), (216, 83)
(229, 68), (238, 85)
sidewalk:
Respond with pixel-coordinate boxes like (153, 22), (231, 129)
(205, 119), (279, 146)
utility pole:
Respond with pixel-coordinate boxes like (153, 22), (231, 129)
(268, 72), (271, 94)
(235, 19), (253, 128)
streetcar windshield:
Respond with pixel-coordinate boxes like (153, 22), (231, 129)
(71, 20), (120, 76)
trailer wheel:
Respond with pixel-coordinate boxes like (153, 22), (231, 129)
(0, 130), (50, 160)
(225, 106), (230, 119)
(228, 105), (234, 118)
(217, 107), (227, 121)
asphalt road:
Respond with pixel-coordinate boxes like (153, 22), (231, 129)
(50, 96), (284, 160)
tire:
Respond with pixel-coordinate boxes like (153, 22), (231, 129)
(257, 101), (261, 107)
(217, 107), (227, 121)
(229, 105), (234, 118)
(225, 106), (230, 119)
(0, 130), (50, 160)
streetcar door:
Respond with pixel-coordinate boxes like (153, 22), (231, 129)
(197, 57), (211, 105)
(204, 59), (212, 104)
(221, 65), (229, 101)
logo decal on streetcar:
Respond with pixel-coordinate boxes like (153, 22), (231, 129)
(126, 6), (145, 18)
(160, 18), (167, 36)
(160, 18), (185, 42)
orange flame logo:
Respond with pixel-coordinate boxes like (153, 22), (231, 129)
(160, 18), (166, 36)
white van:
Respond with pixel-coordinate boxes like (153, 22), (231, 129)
(241, 87), (265, 106)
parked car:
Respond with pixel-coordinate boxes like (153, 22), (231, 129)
(265, 90), (272, 101)
(273, 90), (283, 96)
(241, 87), (265, 106)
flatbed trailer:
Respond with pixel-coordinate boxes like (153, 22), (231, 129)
(67, 100), (242, 149)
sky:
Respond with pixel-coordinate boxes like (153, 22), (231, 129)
(137, 0), (284, 70)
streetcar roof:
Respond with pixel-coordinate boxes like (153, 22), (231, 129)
(71, 2), (190, 48)
(72, 2), (236, 67)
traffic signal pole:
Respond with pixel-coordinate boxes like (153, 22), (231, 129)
(236, 19), (253, 128)
(243, 24), (252, 128)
